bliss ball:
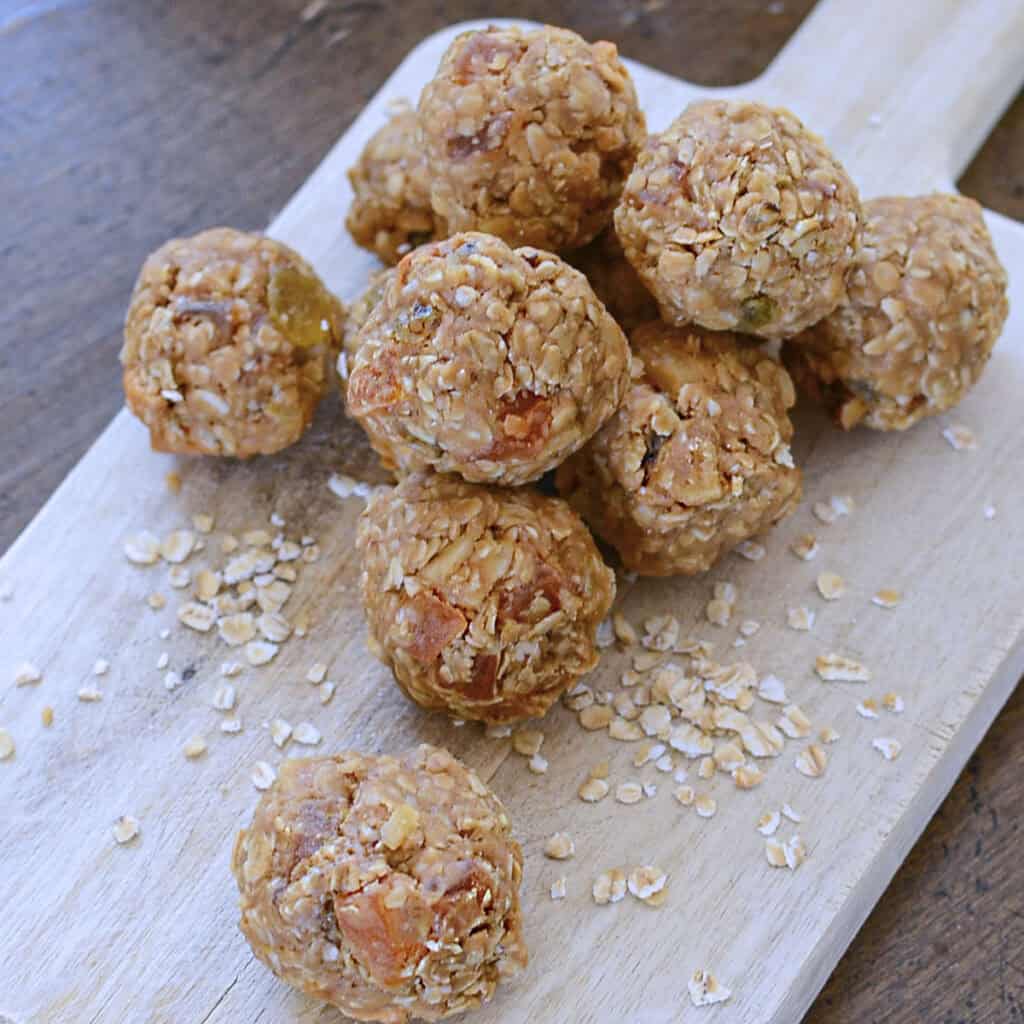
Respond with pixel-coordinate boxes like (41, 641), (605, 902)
(785, 194), (1009, 430)
(232, 745), (527, 1023)
(357, 473), (615, 723)
(346, 232), (632, 485)
(567, 228), (659, 332)
(615, 99), (860, 339)
(346, 105), (443, 264)
(418, 24), (646, 252)
(556, 321), (802, 575)
(339, 267), (397, 400)
(121, 227), (344, 457)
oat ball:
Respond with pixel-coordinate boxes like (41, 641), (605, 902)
(785, 194), (1009, 430)
(340, 267), (397, 399)
(615, 99), (860, 339)
(346, 232), (632, 485)
(232, 745), (527, 1023)
(567, 229), (659, 331)
(418, 25), (646, 252)
(357, 473), (615, 723)
(122, 227), (343, 457)
(346, 105), (443, 264)
(556, 322), (802, 575)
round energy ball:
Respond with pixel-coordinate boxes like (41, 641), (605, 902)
(232, 745), (527, 1023)
(346, 232), (632, 485)
(567, 229), (659, 331)
(615, 99), (860, 340)
(556, 322), (802, 576)
(346, 105), (443, 264)
(357, 473), (616, 723)
(339, 267), (397, 399)
(418, 24), (646, 252)
(785, 194), (1009, 430)
(121, 227), (343, 457)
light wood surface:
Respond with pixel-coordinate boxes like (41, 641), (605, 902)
(2, 2), (1023, 1022)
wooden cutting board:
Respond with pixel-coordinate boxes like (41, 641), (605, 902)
(2, 2), (1023, 1021)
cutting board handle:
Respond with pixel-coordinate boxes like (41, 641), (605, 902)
(756, 0), (1024, 195)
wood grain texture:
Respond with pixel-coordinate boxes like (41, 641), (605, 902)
(1, 2), (1023, 1022)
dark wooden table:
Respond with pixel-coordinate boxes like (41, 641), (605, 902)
(2, 1), (1021, 1020)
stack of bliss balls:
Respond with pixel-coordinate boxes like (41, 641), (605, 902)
(120, 22), (1008, 1024)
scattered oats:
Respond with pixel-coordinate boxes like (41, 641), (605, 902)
(245, 640), (278, 666)
(165, 470), (182, 493)
(784, 834), (807, 870)
(91, 658), (110, 676)
(655, 753), (674, 773)
(816, 571), (846, 601)
(328, 472), (361, 500)
(579, 704), (614, 731)
(739, 619), (761, 638)
(163, 670), (182, 691)
(528, 754), (549, 775)
(830, 494), (854, 517)
(795, 744), (828, 778)
(41, 705), (54, 727)
(220, 716), (242, 734)
(158, 627), (171, 640)
(242, 529), (271, 547)
(757, 810), (781, 836)
(319, 681), (336, 705)
(790, 533), (819, 560)
(695, 794), (717, 818)
(549, 876), (567, 900)
(856, 698), (880, 720)
(765, 837), (788, 867)
(816, 653), (870, 682)
(544, 832), (575, 860)
(615, 781), (644, 805)
(277, 540), (302, 563)
(178, 601), (216, 632)
(984, 504), (996, 520)
(77, 685), (102, 702)
(673, 765), (689, 784)
(182, 735), (207, 759)
(113, 816), (140, 844)
(512, 729), (544, 757)
(251, 760), (276, 790)
(595, 617), (615, 649)
(733, 637), (746, 649)
(872, 588), (902, 609)
(787, 606), (815, 631)
(733, 764), (765, 789)
(612, 612), (638, 646)
(873, 736), (902, 760)
(669, 722), (714, 758)
(160, 529), (195, 564)
(782, 803), (802, 823)
(592, 868), (627, 905)
(632, 650), (664, 672)
(942, 423), (977, 451)
(220, 661), (242, 678)
(293, 722), (322, 746)
(257, 611), (291, 643)
(0, 728), (14, 760)
(757, 674), (787, 704)
(882, 692), (905, 714)
(674, 784), (695, 806)
(705, 598), (732, 627)
(221, 534), (239, 554)
(146, 593), (166, 611)
(578, 777), (610, 803)
(269, 512), (285, 528)
(713, 741), (745, 772)
(124, 531), (160, 565)
(715, 581), (737, 604)
(590, 761), (610, 780)
(300, 543), (321, 564)
(643, 613), (680, 651)
(688, 969), (731, 1007)
(819, 725), (840, 743)
(14, 661), (42, 686)
(735, 539), (766, 561)
(167, 565), (191, 589)
(270, 717), (293, 748)
(219, 612), (256, 647)
(609, 716), (644, 741)
(778, 704), (812, 739)
(194, 569), (221, 602)
(306, 662), (328, 685)
(639, 704), (671, 737)
(813, 501), (838, 524)
(627, 865), (667, 901)
(642, 782), (657, 798)
(485, 723), (512, 739)
(191, 513), (214, 534)
(212, 683), (236, 711)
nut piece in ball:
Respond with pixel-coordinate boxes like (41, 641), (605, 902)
(615, 99), (860, 339)
(121, 227), (344, 457)
(357, 473), (615, 723)
(785, 194), (1009, 430)
(557, 322), (802, 575)
(418, 24), (646, 252)
(567, 229), (659, 332)
(232, 745), (527, 1022)
(346, 232), (632, 486)
(346, 105), (443, 264)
